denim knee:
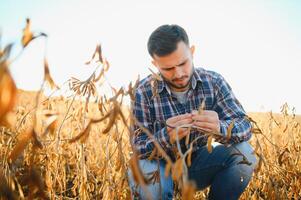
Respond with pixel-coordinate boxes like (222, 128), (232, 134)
(226, 141), (257, 182)
(233, 141), (257, 170)
(127, 159), (173, 200)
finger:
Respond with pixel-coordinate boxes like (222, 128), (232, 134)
(167, 126), (188, 134)
(175, 118), (193, 127)
(172, 113), (191, 120)
(193, 121), (215, 130)
(192, 110), (217, 117)
(192, 115), (213, 123)
(167, 114), (192, 126)
(191, 110), (198, 115)
(172, 113), (192, 121)
(201, 110), (219, 118)
(202, 110), (217, 115)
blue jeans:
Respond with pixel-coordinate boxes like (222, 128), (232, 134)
(128, 142), (257, 200)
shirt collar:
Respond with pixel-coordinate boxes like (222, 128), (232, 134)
(157, 68), (202, 94)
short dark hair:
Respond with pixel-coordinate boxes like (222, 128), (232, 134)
(147, 24), (190, 57)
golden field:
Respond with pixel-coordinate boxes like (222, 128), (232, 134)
(1, 19), (300, 199)
(0, 89), (300, 200)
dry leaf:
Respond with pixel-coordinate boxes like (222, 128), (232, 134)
(102, 106), (118, 134)
(129, 154), (147, 185)
(171, 158), (183, 181)
(278, 148), (289, 166)
(32, 130), (43, 149)
(150, 170), (160, 184)
(226, 120), (235, 140)
(69, 122), (92, 143)
(0, 67), (17, 123)
(44, 58), (59, 89)
(251, 127), (262, 134)
(94, 68), (105, 82)
(255, 155), (263, 173)
(22, 18), (33, 47)
(282, 124), (288, 133)
(8, 130), (34, 163)
(103, 58), (110, 71)
(182, 181), (196, 200)
(186, 146), (193, 167)
(148, 148), (157, 160)
(237, 157), (252, 166)
(111, 87), (118, 95)
(0, 43), (13, 63)
(41, 109), (58, 116)
(164, 161), (172, 177)
(98, 99), (104, 115)
(207, 135), (213, 153)
(198, 98), (206, 114)
(115, 156), (122, 172)
(21, 18), (47, 49)
(43, 114), (58, 136)
(185, 127), (191, 147)
(85, 93), (91, 112)
(85, 44), (103, 65)
(148, 67), (162, 81)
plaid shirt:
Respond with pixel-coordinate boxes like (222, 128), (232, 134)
(131, 67), (252, 159)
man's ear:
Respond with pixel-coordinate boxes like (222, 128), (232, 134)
(190, 45), (195, 57)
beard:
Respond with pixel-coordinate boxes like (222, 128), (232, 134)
(162, 66), (194, 91)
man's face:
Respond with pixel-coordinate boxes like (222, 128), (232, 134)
(152, 41), (195, 92)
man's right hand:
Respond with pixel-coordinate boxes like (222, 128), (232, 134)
(166, 113), (193, 144)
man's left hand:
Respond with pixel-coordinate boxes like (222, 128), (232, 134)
(191, 110), (220, 133)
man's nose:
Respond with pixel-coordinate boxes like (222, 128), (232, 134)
(174, 66), (184, 78)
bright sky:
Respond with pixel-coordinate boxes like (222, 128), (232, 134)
(1, 0), (301, 113)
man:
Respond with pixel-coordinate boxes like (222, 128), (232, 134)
(128, 24), (257, 200)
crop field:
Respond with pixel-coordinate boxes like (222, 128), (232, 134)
(0, 19), (301, 200)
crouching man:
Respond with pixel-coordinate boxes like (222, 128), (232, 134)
(128, 24), (257, 200)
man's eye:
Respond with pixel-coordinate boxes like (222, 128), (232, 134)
(179, 61), (187, 66)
